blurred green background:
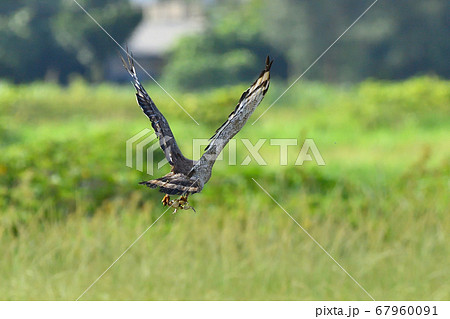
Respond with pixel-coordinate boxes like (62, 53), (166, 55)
(0, 0), (449, 300)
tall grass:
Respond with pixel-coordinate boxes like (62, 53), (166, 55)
(0, 77), (448, 300)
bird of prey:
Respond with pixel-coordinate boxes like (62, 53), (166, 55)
(121, 53), (272, 213)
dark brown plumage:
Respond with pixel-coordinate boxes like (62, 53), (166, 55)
(122, 52), (272, 210)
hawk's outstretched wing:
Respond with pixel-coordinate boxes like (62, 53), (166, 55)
(204, 56), (272, 156)
(121, 52), (194, 174)
(189, 56), (273, 184)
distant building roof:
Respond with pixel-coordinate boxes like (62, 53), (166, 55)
(128, 0), (205, 57)
(107, 1), (207, 81)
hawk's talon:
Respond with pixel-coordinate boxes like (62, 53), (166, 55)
(163, 194), (196, 214)
(162, 194), (171, 206)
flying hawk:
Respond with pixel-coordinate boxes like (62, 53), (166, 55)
(121, 53), (273, 213)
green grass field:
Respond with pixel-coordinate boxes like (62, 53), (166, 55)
(0, 77), (449, 300)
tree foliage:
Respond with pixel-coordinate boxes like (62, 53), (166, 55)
(0, 0), (141, 82)
(1, 0), (449, 85)
(165, 0), (450, 88)
(162, 0), (287, 89)
(263, 0), (450, 82)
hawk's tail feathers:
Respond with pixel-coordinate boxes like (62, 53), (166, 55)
(140, 173), (201, 195)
